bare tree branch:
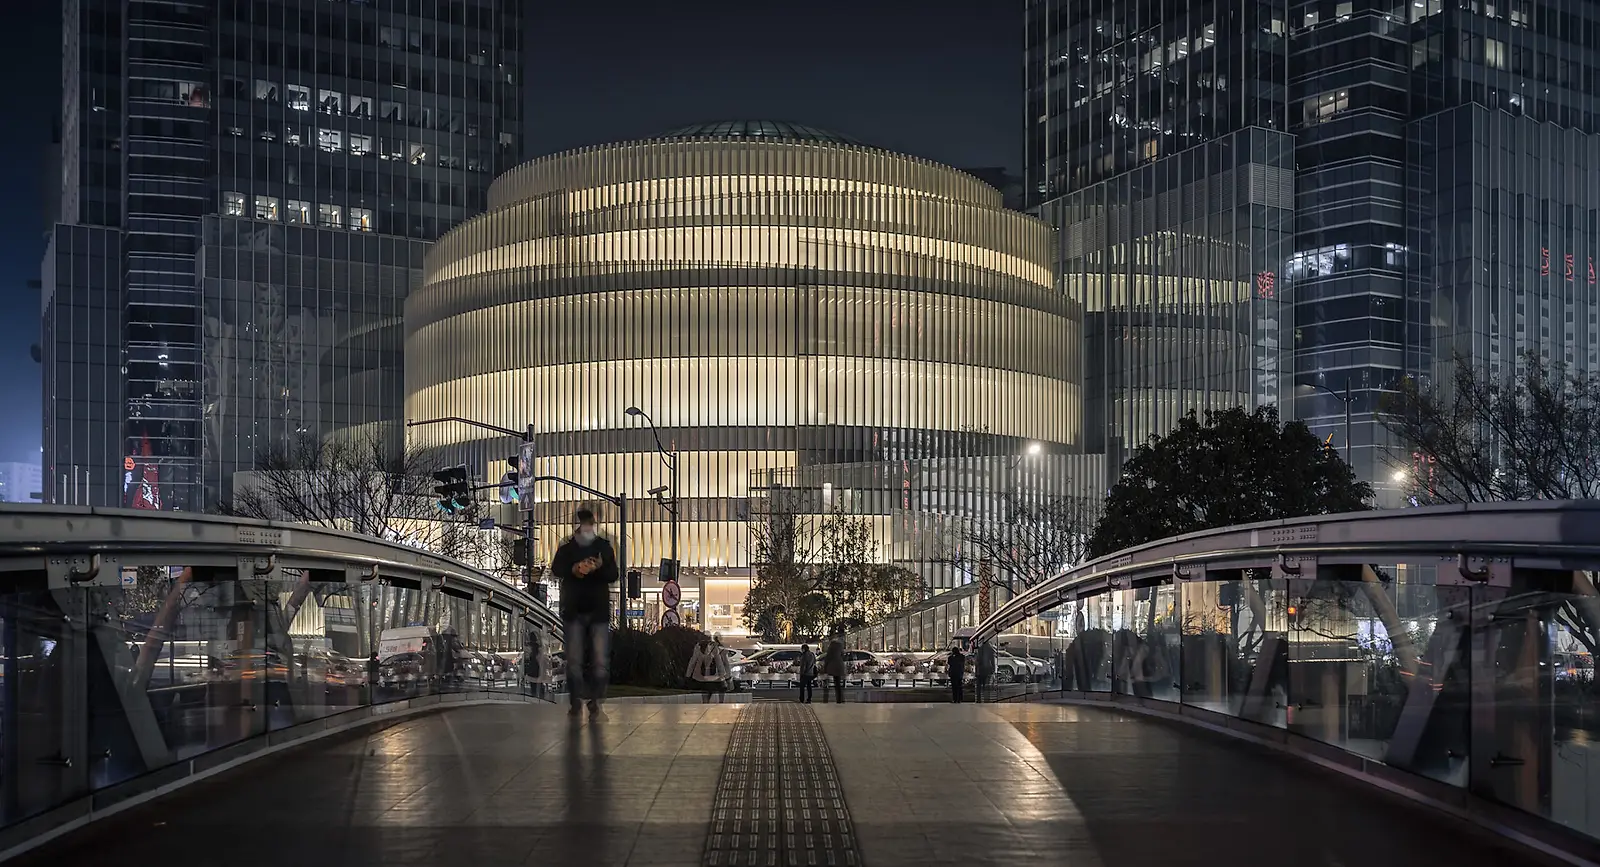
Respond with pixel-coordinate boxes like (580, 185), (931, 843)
(940, 491), (1101, 595)
(1380, 350), (1600, 503)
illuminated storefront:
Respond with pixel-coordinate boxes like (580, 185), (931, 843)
(406, 121), (1079, 636)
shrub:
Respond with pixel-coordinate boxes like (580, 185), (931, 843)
(609, 627), (672, 687)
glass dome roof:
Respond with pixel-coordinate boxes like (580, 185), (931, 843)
(658, 120), (862, 146)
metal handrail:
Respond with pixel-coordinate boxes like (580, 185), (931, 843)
(974, 499), (1600, 642)
(0, 504), (560, 631)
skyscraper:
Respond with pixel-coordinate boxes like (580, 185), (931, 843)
(1025, 1), (1294, 472)
(1027, 0), (1600, 493)
(43, 0), (524, 511)
(1292, 0), (1600, 488)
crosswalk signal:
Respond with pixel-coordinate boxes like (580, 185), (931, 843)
(627, 569), (642, 600)
(432, 466), (470, 514)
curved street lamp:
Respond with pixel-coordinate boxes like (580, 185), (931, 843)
(625, 406), (680, 598)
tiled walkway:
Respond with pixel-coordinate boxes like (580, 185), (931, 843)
(10, 701), (1554, 867)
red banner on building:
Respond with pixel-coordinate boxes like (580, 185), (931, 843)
(131, 435), (161, 510)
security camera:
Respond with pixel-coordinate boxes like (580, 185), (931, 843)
(648, 485), (669, 497)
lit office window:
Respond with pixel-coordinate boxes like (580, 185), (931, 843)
(317, 203), (343, 228)
(222, 191), (246, 216)
(253, 195), (279, 221)
(287, 199), (311, 224)
(348, 207), (373, 232)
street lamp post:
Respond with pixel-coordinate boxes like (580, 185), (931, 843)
(1308, 383), (1354, 465)
(625, 406), (682, 618)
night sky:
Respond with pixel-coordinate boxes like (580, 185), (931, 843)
(0, 1), (1020, 468)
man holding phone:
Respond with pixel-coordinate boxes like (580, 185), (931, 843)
(551, 508), (619, 719)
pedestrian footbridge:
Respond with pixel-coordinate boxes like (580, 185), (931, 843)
(0, 503), (1597, 867)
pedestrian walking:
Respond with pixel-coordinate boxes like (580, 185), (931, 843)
(976, 640), (996, 703)
(686, 639), (731, 702)
(551, 508), (620, 721)
(797, 643), (817, 703)
(822, 632), (846, 703)
(947, 643), (967, 703)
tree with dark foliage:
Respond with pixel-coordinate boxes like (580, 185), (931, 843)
(1089, 406), (1372, 558)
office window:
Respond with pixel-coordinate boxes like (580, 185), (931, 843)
(318, 203), (343, 228)
(285, 126), (304, 147)
(318, 89), (343, 115)
(254, 195), (279, 221)
(254, 79), (278, 102)
(438, 153), (461, 169)
(1486, 37), (1507, 68)
(287, 199), (310, 224)
(380, 100), (404, 123)
(349, 133), (373, 156)
(1197, 23), (1216, 50)
(1304, 90), (1349, 124)
(318, 129), (343, 152)
(349, 95), (373, 118)
(381, 139), (404, 161)
(288, 84), (311, 111)
(409, 143), (428, 165)
(1336, 2), (1353, 20)
(349, 207), (374, 231)
(222, 191), (246, 216)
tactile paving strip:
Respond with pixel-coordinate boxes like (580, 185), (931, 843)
(704, 702), (860, 867)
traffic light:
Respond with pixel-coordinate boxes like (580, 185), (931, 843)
(627, 569), (642, 600)
(432, 466), (470, 514)
(498, 455), (520, 504)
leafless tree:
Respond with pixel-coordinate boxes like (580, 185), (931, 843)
(945, 490), (1101, 595)
(1380, 350), (1600, 503)
(223, 429), (454, 538)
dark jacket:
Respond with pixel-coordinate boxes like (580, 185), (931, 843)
(822, 638), (846, 678)
(947, 648), (966, 681)
(799, 647), (817, 679)
(550, 534), (619, 618)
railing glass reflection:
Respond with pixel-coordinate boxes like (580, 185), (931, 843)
(0, 508), (560, 840)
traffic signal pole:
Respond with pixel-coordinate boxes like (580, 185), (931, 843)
(405, 417), (630, 613)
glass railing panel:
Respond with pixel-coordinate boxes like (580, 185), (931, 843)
(1287, 567), (1469, 787)
(3, 585), (89, 822)
(1180, 572), (1288, 726)
(1480, 567), (1600, 838)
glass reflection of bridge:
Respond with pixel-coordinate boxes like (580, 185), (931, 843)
(0, 503), (1595, 867)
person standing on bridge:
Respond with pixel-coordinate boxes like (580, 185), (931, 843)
(822, 631), (846, 703)
(947, 642), (967, 703)
(797, 643), (817, 704)
(976, 640), (996, 703)
(551, 508), (619, 721)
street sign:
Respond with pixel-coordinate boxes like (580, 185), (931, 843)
(661, 609), (681, 627)
(517, 442), (536, 511)
(478, 517), (496, 531)
(661, 579), (681, 609)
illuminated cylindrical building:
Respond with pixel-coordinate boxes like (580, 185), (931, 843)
(406, 121), (1078, 635)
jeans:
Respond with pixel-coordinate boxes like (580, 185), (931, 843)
(564, 613), (610, 706)
(798, 675), (814, 703)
